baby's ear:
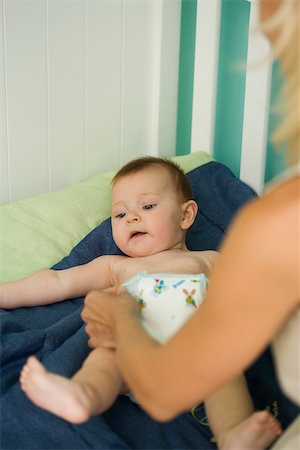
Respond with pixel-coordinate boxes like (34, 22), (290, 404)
(181, 200), (198, 230)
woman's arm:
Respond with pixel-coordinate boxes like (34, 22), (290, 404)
(83, 178), (299, 421)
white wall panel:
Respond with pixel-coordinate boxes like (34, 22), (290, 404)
(240, 1), (272, 193)
(191, 0), (221, 155)
(156, 0), (181, 157)
(121, 0), (154, 165)
(85, 0), (123, 174)
(47, 0), (86, 191)
(4, 0), (49, 202)
(0, 0), (181, 204)
(0, 0), (9, 204)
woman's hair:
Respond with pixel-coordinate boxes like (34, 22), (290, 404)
(112, 156), (193, 201)
(260, 0), (299, 164)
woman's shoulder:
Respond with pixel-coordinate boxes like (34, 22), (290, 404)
(220, 175), (298, 266)
(218, 176), (299, 305)
(232, 176), (299, 279)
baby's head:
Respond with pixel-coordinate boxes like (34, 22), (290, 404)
(111, 156), (198, 257)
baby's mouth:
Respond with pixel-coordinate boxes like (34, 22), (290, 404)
(130, 231), (147, 239)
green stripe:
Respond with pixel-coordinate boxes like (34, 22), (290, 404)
(213, 0), (250, 177)
(176, 0), (197, 156)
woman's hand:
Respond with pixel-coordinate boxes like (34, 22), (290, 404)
(81, 290), (141, 349)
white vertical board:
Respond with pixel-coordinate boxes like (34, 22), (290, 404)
(47, 0), (86, 191)
(240, 1), (272, 193)
(148, 0), (163, 157)
(85, 0), (123, 175)
(121, 0), (154, 164)
(155, 0), (181, 158)
(0, 0), (9, 203)
(0, 0), (181, 204)
(3, 0), (49, 202)
(138, 0), (181, 159)
(191, 0), (221, 155)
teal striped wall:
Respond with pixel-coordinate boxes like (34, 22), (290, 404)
(213, 0), (250, 178)
(176, 0), (197, 156)
(176, 0), (285, 183)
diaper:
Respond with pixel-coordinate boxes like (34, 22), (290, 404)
(123, 272), (207, 343)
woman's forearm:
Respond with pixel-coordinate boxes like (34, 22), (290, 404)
(83, 290), (236, 421)
(83, 290), (179, 420)
(112, 298), (216, 421)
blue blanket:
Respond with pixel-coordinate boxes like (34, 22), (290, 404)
(1, 162), (298, 449)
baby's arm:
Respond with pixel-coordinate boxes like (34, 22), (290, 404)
(0, 255), (120, 309)
(0, 269), (68, 309)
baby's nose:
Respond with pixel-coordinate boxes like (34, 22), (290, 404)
(127, 211), (140, 223)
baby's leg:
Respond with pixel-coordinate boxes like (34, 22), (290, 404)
(20, 348), (125, 424)
(205, 375), (282, 450)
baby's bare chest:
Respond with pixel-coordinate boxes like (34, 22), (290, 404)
(114, 251), (212, 287)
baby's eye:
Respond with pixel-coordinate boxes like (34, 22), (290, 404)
(143, 204), (156, 210)
(115, 212), (125, 219)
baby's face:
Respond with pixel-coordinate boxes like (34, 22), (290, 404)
(111, 167), (186, 257)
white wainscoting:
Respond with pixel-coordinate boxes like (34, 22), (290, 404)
(240, 1), (272, 192)
(0, 0), (181, 204)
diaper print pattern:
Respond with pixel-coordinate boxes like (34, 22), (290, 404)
(183, 289), (197, 308)
(123, 272), (207, 343)
(152, 279), (167, 296)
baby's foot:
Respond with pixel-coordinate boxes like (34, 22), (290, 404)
(219, 410), (282, 450)
(20, 356), (93, 424)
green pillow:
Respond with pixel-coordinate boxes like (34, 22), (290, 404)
(0, 151), (212, 282)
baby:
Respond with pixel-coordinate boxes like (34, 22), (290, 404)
(0, 157), (281, 450)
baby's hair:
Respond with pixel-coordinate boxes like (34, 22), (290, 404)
(112, 156), (193, 201)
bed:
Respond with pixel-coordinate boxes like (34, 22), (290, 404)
(1, 151), (299, 450)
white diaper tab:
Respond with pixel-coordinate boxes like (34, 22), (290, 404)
(123, 272), (207, 343)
